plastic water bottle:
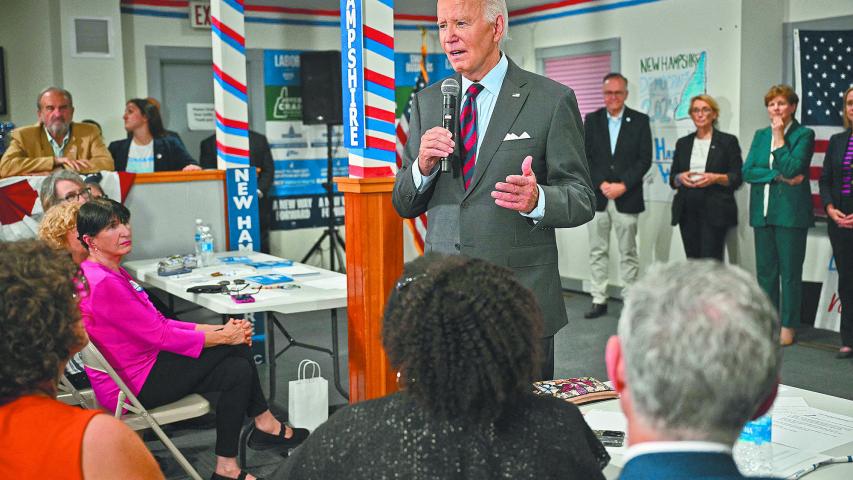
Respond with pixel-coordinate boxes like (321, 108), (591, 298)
(734, 414), (773, 475)
(193, 218), (205, 258)
(199, 225), (215, 267)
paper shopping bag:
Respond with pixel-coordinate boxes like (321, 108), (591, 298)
(288, 359), (328, 431)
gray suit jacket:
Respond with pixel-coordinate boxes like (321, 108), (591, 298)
(392, 57), (595, 336)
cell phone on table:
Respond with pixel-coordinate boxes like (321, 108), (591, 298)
(230, 294), (255, 304)
(593, 430), (625, 447)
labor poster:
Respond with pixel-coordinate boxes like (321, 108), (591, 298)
(264, 50), (347, 230)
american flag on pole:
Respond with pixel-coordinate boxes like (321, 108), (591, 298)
(794, 29), (853, 217)
(395, 30), (430, 254)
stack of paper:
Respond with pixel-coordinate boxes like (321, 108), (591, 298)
(769, 396), (853, 477)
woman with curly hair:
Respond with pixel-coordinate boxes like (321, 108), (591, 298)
(0, 240), (163, 478)
(38, 200), (88, 264)
(275, 254), (609, 479)
(38, 201), (91, 388)
(77, 198), (307, 480)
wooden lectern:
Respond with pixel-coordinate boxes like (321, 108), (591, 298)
(334, 177), (402, 402)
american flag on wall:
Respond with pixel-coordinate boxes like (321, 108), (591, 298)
(394, 35), (430, 255)
(794, 29), (853, 217)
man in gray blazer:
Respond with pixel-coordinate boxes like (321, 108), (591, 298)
(392, 0), (595, 379)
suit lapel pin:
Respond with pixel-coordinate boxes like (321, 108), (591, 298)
(512, 93), (521, 97)
(626, 116), (631, 123)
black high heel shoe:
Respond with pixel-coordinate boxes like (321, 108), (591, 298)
(247, 423), (310, 451)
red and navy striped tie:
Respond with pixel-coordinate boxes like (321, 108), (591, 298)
(460, 83), (484, 190)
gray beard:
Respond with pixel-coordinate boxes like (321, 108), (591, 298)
(47, 121), (69, 139)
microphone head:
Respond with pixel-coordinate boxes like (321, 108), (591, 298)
(441, 78), (460, 97)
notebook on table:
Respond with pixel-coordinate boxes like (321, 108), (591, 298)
(532, 377), (618, 405)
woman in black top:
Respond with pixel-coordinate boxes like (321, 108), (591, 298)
(670, 94), (743, 260)
(109, 99), (200, 173)
(274, 254), (609, 480)
(819, 86), (853, 359)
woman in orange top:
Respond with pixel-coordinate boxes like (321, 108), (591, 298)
(0, 240), (163, 479)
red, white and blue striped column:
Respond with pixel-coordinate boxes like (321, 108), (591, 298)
(340, 0), (396, 178)
(211, 0), (250, 169)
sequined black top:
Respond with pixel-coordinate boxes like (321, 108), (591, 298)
(274, 392), (610, 479)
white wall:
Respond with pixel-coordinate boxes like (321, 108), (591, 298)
(0, 0), (125, 141)
(0, 0), (62, 125)
(786, 0), (853, 22)
(58, 0), (127, 142)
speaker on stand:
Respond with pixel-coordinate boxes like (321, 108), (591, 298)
(299, 51), (345, 273)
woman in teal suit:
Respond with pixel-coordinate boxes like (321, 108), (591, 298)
(743, 84), (815, 346)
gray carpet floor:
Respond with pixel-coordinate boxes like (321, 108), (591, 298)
(146, 290), (853, 479)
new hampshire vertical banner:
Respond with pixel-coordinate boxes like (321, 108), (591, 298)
(226, 167), (261, 251)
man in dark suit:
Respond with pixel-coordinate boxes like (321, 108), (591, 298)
(392, 0), (595, 380)
(606, 261), (780, 480)
(583, 73), (651, 318)
(200, 130), (275, 253)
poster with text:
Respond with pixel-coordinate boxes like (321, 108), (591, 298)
(264, 50), (347, 230)
(637, 51), (708, 203)
(393, 52), (456, 114)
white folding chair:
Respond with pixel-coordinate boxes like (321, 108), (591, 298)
(81, 343), (209, 480)
(56, 374), (96, 409)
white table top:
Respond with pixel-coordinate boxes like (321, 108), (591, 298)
(582, 384), (853, 479)
(123, 252), (347, 316)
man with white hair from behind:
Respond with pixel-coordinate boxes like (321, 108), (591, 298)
(606, 260), (780, 479)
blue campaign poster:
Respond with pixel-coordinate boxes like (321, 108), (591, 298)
(263, 50), (347, 230)
(394, 52), (455, 88)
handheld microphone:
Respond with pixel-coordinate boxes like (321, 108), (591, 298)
(440, 78), (460, 173)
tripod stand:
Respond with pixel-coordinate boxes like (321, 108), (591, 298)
(302, 123), (346, 272)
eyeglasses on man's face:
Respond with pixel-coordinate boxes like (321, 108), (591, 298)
(63, 187), (92, 203)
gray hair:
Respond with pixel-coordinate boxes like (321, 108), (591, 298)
(483, 0), (509, 44)
(618, 260), (781, 444)
(37, 87), (74, 110)
(40, 169), (85, 211)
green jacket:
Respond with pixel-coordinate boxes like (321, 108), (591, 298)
(743, 120), (815, 228)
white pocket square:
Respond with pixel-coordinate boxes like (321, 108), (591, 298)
(503, 132), (531, 141)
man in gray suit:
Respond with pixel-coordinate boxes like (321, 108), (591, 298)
(392, 0), (595, 379)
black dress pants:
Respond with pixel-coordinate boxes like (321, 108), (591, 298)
(538, 336), (555, 381)
(138, 344), (268, 457)
(828, 222), (853, 347)
(678, 192), (728, 261)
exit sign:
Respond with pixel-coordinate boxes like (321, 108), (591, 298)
(189, 1), (211, 29)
